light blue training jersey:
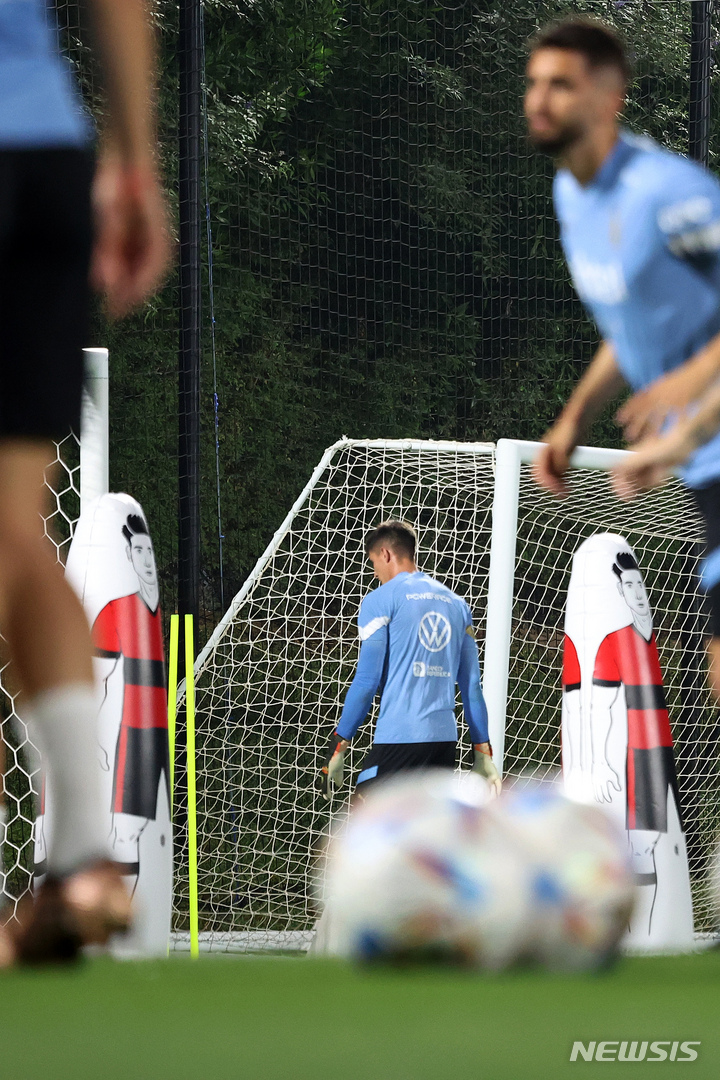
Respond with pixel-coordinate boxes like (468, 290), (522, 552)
(0, 0), (91, 148)
(353, 570), (475, 743)
(554, 129), (720, 489)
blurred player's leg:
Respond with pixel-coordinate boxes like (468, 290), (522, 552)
(0, 442), (131, 960)
(690, 485), (720, 705)
(708, 639), (720, 699)
(0, 733), (6, 898)
(0, 156), (110, 875)
(0, 0), (169, 965)
(0, 149), (130, 963)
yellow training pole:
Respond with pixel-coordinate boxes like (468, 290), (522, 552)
(185, 614), (200, 960)
(167, 615), (179, 818)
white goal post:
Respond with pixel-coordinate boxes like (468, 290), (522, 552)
(172, 436), (716, 952)
(483, 438), (633, 775)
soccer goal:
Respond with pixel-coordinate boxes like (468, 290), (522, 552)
(171, 436), (717, 953)
(1, 348), (109, 912)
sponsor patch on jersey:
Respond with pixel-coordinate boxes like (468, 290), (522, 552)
(412, 661), (450, 678)
(418, 611), (452, 652)
(569, 254), (628, 304)
(667, 220), (720, 257)
(658, 195), (713, 234)
(405, 591), (452, 603)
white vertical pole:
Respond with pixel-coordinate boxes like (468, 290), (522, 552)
(80, 347), (109, 511)
(482, 438), (522, 777)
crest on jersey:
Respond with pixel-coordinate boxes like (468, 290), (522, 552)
(418, 611), (452, 652)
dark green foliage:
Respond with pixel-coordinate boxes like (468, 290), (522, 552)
(52, 1), (719, 631)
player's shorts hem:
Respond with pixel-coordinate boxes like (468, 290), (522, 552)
(355, 740), (456, 789)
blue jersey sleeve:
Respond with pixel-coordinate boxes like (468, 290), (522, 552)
(456, 629), (489, 744)
(656, 166), (720, 264)
(357, 586), (392, 642)
(336, 627), (388, 740)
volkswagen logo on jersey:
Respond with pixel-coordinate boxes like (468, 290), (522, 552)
(418, 611), (452, 652)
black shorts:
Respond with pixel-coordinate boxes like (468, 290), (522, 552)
(627, 745), (682, 832)
(0, 148), (94, 439)
(355, 741), (456, 791)
(112, 726), (170, 819)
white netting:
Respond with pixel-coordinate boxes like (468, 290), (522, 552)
(505, 461), (716, 931)
(177, 437), (720, 950)
(2, 432), (81, 911)
(173, 438), (496, 949)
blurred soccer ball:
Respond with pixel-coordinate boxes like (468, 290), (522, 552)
(494, 786), (635, 971)
(318, 774), (634, 971)
(318, 770), (532, 969)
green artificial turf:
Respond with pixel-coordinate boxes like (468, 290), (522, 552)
(0, 951), (718, 1079)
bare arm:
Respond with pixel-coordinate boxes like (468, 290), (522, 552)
(616, 330), (720, 442)
(613, 376), (720, 499)
(86, 0), (157, 164)
(86, 0), (171, 317)
(533, 341), (627, 496)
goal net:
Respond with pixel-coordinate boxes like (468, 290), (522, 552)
(173, 437), (718, 952)
(489, 440), (715, 933)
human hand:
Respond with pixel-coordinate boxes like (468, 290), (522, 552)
(472, 743), (501, 797)
(532, 416), (582, 497)
(91, 153), (172, 319)
(611, 435), (688, 502)
(616, 361), (713, 442)
(318, 732), (350, 799)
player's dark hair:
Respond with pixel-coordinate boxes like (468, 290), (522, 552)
(530, 17), (632, 84)
(365, 519), (417, 561)
(612, 551), (639, 580)
(122, 513), (150, 545)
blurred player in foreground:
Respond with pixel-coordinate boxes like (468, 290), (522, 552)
(0, 0), (169, 963)
(318, 520), (500, 799)
(526, 17), (720, 699)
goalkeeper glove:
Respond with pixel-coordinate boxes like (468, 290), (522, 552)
(319, 731), (349, 799)
(473, 742), (501, 797)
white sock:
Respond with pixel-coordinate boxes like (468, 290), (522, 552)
(25, 683), (110, 876)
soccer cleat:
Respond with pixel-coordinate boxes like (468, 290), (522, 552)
(14, 860), (132, 965)
(13, 878), (83, 965)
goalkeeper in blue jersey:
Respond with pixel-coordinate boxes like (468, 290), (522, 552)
(318, 520), (500, 798)
(525, 17), (720, 699)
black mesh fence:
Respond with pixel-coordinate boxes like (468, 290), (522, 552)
(37, 0), (720, 936)
(195, 0), (720, 630)
(52, 0), (719, 633)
